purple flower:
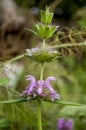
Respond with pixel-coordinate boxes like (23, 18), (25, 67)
(57, 118), (73, 130)
(44, 77), (56, 93)
(20, 75), (36, 96)
(44, 77), (60, 101)
(37, 80), (44, 94)
(20, 75), (60, 101)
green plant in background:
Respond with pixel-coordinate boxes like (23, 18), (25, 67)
(0, 6), (86, 130)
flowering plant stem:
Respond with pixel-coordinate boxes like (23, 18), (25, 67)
(40, 63), (44, 80)
(42, 39), (46, 49)
(37, 65), (44, 130)
(37, 100), (42, 130)
(37, 39), (46, 130)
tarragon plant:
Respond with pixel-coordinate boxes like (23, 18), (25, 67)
(0, 6), (84, 130)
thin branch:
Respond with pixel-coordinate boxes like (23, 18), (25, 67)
(51, 41), (86, 49)
(0, 53), (28, 67)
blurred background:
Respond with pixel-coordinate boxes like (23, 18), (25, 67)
(0, 0), (86, 130)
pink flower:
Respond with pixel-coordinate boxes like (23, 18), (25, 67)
(20, 75), (60, 101)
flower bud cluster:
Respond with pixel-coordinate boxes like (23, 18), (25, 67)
(26, 47), (60, 62)
(27, 6), (59, 39)
(33, 23), (57, 39)
(40, 7), (53, 24)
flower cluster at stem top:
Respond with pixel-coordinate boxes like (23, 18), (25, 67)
(20, 75), (60, 101)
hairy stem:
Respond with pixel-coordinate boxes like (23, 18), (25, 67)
(37, 39), (46, 130)
(37, 63), (44, 130)
(37, 100), (42, 130)
(42, 39), (46, 49)
(40, 63), (44, 80)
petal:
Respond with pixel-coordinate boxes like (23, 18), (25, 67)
(56, 25), (59, 29)
(58, 118), (65, 129)
(25, 75), (36, 82)
(57, 118), (73, 130)
(65, 119), (73, 129)
(20, 90), (28, 96)
(50, 92), (60, 101)
(31, 47), (39, 53)
(37, 80), (44, 94)
(44, 76), (56, 93)
(45, 76), (56, 81)
(25, 75), (36, 94)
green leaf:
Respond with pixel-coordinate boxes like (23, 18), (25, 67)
(43, 99), (82, 106)
(0, 97), (82, 106)
(0, 97), (28, 104)
(25, 28), (38, 36)
(47, 26), (56, 38)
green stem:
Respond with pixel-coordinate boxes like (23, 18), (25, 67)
(37, 100), (42, 130)
(37, 38), (46, 130)
(40, 38), (46, 79)
(37, 62), (44, 130)
(42, 39), (46, 49)
(0, 53), (27, 67)
(40, 63), (44, 80)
